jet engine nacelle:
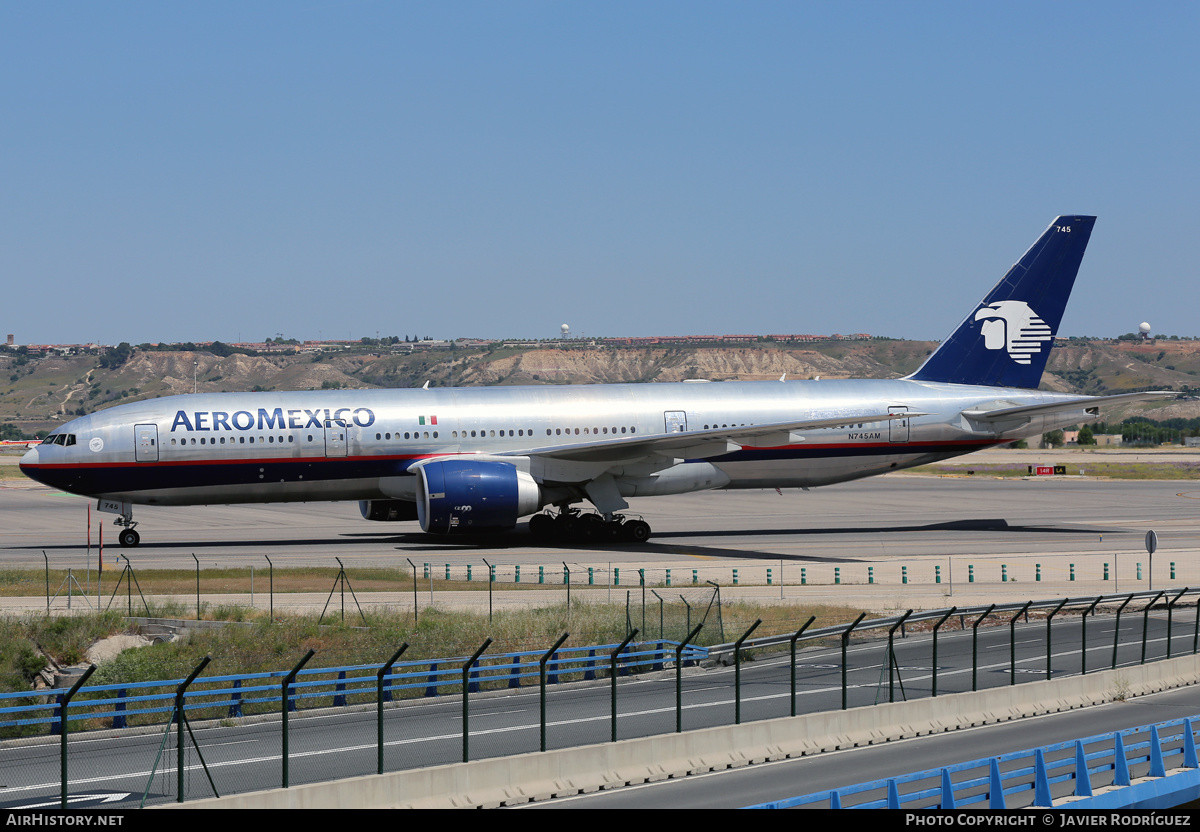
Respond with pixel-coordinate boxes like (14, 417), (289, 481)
(415, 459), (541, 534)
(359, 499), (419, 522)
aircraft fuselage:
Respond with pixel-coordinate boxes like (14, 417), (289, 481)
(20, 378), (1086, 507)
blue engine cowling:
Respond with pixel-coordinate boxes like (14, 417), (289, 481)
(359, 500), (419, 522)
(415, 460), (541, 534)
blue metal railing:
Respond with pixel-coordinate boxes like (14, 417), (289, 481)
(0, 640), (706, 734)
(745, 717), (1200, 809)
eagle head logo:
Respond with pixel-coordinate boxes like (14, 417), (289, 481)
(974, 300), (1053, 365)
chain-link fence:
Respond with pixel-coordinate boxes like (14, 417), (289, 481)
(3, 588), (1198, 807)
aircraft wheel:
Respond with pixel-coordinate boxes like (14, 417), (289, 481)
(118, 529), (141, 548)
(624, 520), (651, 543)
(529, 513), (553, 538)
(578, 513), (605, 539)
(555, 513), (577, 537)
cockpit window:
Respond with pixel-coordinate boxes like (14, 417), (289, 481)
(41, 434), (76, 446)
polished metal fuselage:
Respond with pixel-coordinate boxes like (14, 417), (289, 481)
(20, 378), (1091, 509)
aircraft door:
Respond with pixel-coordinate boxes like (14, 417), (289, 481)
(324, 420), (348, 457)
(888, 407), (910, 443)
(134, 424), (159, 462)
(664, 411), (688, 433)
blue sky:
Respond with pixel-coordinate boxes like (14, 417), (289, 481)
(2, 2), (1197, 346)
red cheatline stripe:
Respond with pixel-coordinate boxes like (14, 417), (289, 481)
(21, 453), (446, 470)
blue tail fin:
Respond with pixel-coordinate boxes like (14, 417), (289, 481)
(909, 215), (1096, 389)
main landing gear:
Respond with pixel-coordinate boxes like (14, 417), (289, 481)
(528, 507), (652, 544)
(114, 511), (140, 548)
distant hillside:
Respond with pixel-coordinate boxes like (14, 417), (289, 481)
(2, 338), (1197, 435)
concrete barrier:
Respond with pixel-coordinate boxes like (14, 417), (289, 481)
(163, 653), (1200, 809)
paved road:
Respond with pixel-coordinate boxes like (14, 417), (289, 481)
(524, 685), (1200, 810)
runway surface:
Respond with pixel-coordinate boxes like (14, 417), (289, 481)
(3, 462), (1199, 611)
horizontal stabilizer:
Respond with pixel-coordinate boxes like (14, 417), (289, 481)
(961, 391), (1174, 422)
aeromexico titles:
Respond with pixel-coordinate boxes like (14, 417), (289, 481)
(21, 215), (1168, 547)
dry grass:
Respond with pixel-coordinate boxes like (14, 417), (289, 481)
(0, 596), (869, 736)
(0, 566), (430, 597)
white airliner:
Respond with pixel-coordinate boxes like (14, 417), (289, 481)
(20, 216), (1167, 547)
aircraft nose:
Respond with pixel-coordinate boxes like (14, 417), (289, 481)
(19, 445), (40, 474)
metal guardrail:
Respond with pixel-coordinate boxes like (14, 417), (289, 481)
(746, 716), (1200, 809)
(0, 640), (707, 732)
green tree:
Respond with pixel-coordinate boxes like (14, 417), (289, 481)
(97, 342), (132, 369)
(1078, 425), (1095, 445)
(1044, 430), (1064, 448)
(0, 423), (31, 441)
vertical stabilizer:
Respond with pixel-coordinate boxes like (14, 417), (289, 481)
(909, 215), (1095, 388)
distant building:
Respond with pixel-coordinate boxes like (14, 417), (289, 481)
(600, 332), (870, 347)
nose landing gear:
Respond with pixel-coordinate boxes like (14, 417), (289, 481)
(114, 510), (140, 547)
